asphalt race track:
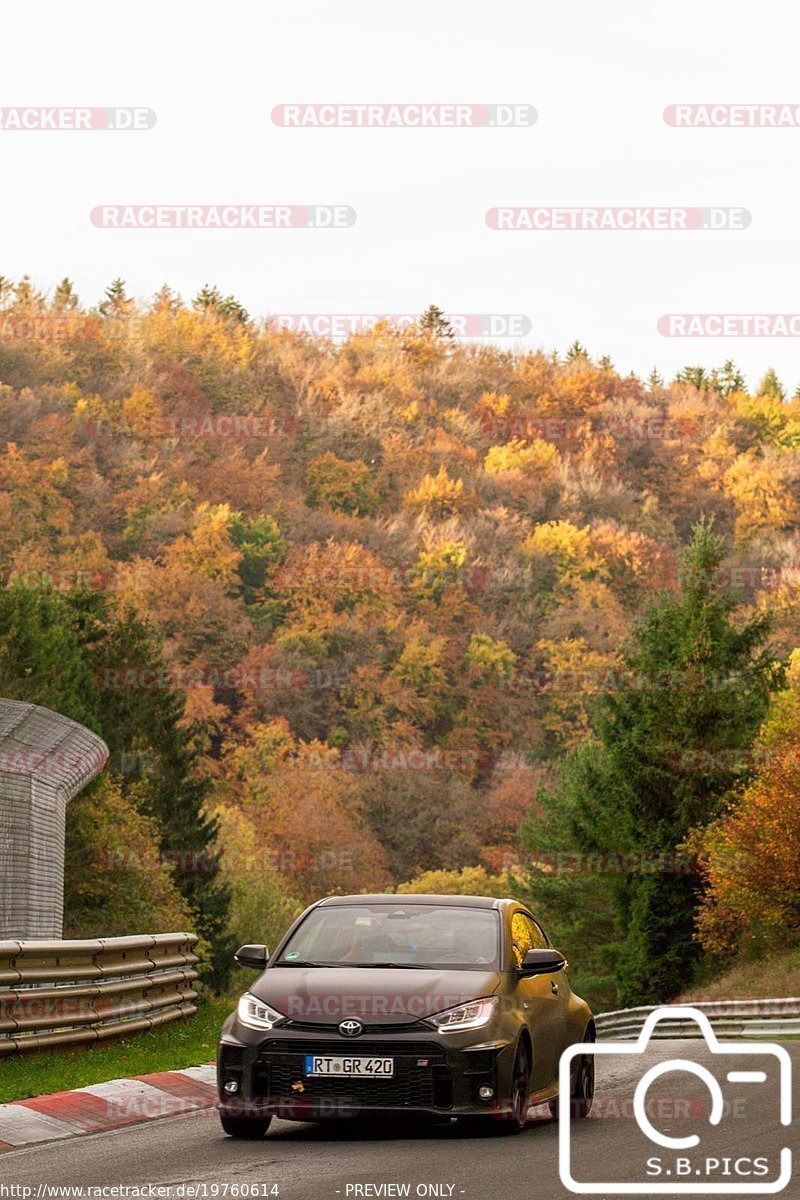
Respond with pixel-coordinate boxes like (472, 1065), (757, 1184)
(4, 1041), (798, 1199)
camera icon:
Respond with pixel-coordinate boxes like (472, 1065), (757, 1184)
(558, 1005), (792, 1195)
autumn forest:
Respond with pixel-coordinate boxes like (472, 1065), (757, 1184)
(1, 277), (798, 1008)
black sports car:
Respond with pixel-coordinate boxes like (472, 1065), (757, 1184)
(217, 893), (595, 1136)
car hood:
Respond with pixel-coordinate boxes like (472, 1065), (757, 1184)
(251, 967), (503, 1025)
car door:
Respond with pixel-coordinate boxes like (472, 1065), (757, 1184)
(510, 911), (568, 1092)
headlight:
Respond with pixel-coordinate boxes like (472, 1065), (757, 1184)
(427, 996), (498, 1032)
(237, 992), (285, 1030)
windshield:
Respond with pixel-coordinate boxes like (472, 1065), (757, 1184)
(276, 903), (500, 970)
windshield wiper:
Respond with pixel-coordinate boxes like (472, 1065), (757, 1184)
(347, 961), (432, 969)
(275, 958), (434, 969)
(274, 959), (337, 968)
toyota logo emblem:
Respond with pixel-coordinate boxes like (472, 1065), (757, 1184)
(339, 1019), (364, 1037)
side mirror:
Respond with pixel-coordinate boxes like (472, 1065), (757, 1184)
(519, 948), (566, 976)
(234, 944), (270, 970)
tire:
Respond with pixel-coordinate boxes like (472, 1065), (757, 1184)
(506, 1039), (532, 1132)
(220, 1114), (272, 1139)
(548, 1049), (594, 1121)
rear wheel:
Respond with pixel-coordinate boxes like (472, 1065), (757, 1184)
(549, 1048), (594, 1120)
(220, 1114), (272, 1139)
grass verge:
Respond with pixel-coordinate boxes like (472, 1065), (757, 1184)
(0, 996), (233, 1104)
(679, 947), (800, 1003)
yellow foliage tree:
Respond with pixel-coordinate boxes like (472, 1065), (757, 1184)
(163, 503), (242, 585)
(483, 437), (560, 486)
(212, 802), (303, 951)
(722, 451), (800, 541)
(465, 632), (517, 677)
(534, 636), (622, 749)
(522, 520), (604, 588)
(396, 864), (513, 896)
(404, 465), (467, 518)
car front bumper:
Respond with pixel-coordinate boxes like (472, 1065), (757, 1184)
(217, 1019), (518, 1121)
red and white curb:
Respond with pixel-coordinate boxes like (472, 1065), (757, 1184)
(0, 1064), (217, 1151)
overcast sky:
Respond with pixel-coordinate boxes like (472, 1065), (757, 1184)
(3, 0), (800, 390)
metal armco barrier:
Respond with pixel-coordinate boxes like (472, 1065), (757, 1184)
(596, 997), (800, 1040)
(0, 932), (199, 1055)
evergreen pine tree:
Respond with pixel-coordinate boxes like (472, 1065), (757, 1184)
(566, 339), (589, 362)
(53, 278), (79, 312)
(0, 583), (97, 728)
(418, 304), (454, 339)
(522, 523), (779, 1006)
(757, 368), (785, 400)
(519, 759), (619, 1010)
(710, 359), (745, 399)
(152, 284), (181, 313)
(100, 278), (134, 318)
(675, 365), (709, 390)
(193, 284), (248, 324)
(13, 275), (46, 311)
(0, 582), (232, 988)
(79, 597), (234, 988)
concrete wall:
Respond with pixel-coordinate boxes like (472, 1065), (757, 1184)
(0, 700), (108, 939)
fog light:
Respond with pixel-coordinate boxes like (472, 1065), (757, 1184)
(224, 1080), (240, 1095)
(478, 1085), (494, 1100)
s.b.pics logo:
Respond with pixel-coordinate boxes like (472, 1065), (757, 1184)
(559, 1006), (792, 1195)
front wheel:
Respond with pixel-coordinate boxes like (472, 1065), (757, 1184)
(457, 1039), (531, 1136)
(548, 1051), (594, 1120)
(220, 1114), (272, 1139)
(506, 1039), (532, 1132)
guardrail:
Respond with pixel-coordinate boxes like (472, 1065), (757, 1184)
(0, 933), (199, 1055)
(596, 997), (800, 1040)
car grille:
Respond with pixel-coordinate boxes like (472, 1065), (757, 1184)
(280, 1020), (430, 1035)
(255, 1040), (453, 1110)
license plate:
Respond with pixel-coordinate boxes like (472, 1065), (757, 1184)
(303, 1055), (394, 1077)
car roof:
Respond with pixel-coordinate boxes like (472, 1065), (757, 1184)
(316, 893), (515, 910)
